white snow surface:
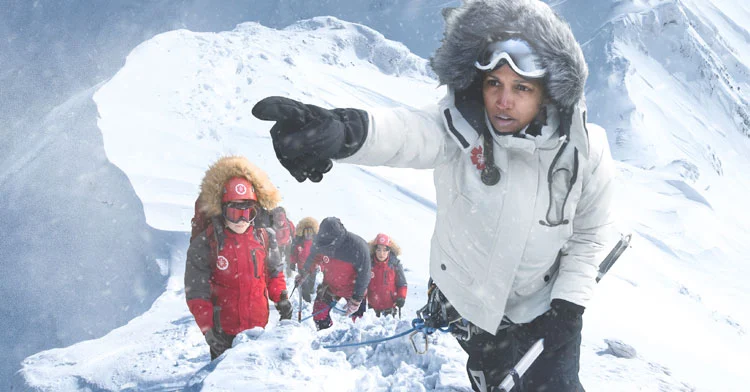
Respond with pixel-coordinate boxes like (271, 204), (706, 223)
(15, 7), (750, 392)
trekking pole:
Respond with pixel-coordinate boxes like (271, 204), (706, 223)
(297, 284), (303, 322)
(492, 339), (544, 392)
(290, 271), (310, 321)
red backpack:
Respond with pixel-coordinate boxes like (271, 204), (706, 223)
(190, 200), (210, 243)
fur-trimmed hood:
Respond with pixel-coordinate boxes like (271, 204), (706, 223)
(198, 156), (281, 218)
(368, 237), (401, 257)
(295, 217), (319, 237)
(431, 0), (588, 111)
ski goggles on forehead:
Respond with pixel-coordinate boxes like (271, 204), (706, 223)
(222, 201), (257, 224)
(475, 38), (546, 79)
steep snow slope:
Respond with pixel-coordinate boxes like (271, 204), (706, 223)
(0, 1), (457, 384)
(16, 14), (750, 391)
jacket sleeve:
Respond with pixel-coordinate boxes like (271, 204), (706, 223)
(551, 124), (617, 307)
(185, 231), (214, 333)
(299, 245), (320, 299)
(302, 244), (319, 274)
(299, 244), (318, 294)
(261, 228), (287, 302)
(265, 268), (287, 303)
(337, 105), (459, 169)
(290, 239), (300, 264)
(393, 258), (408, 299)
(351, 238), (372, 301)
(262, 228), (283, 276)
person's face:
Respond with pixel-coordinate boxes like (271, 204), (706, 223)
(222, 200), (256, 234)
(303, 228), (314, 240)
(375, 245), (390, 262)
(226, 220), (251, 234)
(273, 211), (285, 227)
(482, 64), (545, 134)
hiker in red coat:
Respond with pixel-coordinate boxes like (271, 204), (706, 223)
(297, 217), (371, 330)
(289, 217), (319, 274)
(185, 156), (292, 360)
(367, 233), (408, 317)
(271, 206), (296, 275)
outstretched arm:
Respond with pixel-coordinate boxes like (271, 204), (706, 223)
(253, 97), (457, 182)
(337, 106), (457, 169)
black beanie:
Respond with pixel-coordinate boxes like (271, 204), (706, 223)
(316, 217), (346, 247)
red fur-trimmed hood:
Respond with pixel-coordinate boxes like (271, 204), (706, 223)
(197, 156), (281, 218)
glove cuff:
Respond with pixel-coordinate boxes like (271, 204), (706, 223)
(331, 108), (369, 159)
(551, 298), (585, 316)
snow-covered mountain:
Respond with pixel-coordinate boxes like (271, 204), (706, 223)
(12, 0), (750, 388)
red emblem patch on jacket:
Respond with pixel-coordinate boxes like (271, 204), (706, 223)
(216, 256), (229, 270)
(471, 146), (486, 170)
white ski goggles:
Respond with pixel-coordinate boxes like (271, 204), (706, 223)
(474, 39), (546, 79)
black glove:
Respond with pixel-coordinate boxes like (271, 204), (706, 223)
(529, 299), (584, 352)
(204, 329), (221, 347)
(252, 96), (369, 183)
(395, 297), (405, 308)
(276, 290), (293, 320)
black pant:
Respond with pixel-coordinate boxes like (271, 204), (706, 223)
(458, 322), (584, 392)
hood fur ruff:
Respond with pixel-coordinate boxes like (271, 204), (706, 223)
(295, 217), (320, 237)
(431, 0), (588, 110)
(198, 156), (281, 218)
(368, 236), (402, 257)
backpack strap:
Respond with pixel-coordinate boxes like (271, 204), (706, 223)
(207, 216), (225, 251)
(254, 227), (270, 250)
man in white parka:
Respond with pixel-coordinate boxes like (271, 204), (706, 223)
(253, 1), (615, 390)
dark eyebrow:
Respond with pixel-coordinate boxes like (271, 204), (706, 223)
(485, 74), (534, 85)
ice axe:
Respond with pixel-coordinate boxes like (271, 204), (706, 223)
(490, 339), (545, 392)
(596, 233), (631, 283)
(289, 278), (303, 322)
